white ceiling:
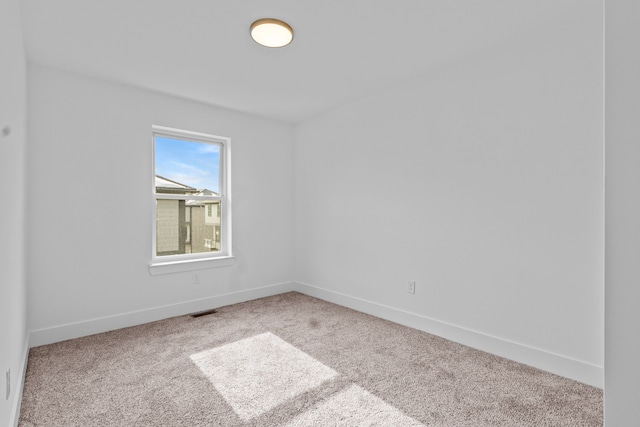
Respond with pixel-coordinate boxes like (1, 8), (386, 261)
(20, 1), (579, 123)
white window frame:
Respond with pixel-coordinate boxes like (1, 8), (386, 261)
(149, 125), (233, 275)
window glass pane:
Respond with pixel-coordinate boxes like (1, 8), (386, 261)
(156, 199), (221, 256)
(154, 136), (221, 195)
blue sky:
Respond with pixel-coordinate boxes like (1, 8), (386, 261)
(154, 136), (220, 193)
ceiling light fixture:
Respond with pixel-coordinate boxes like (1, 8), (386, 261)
(250, 18), (294, 48)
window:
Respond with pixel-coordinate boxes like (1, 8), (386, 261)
(151, 125), (232, 270)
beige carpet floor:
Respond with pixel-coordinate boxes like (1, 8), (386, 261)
(18, 292), (602, 426)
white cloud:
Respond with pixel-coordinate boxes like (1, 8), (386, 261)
(197, 144), (220, 154)
(169, 161), (209, 176)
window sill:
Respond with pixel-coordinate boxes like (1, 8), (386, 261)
(149, 256), (235, 276)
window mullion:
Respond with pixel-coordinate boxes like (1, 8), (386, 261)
(154, 194), (221, 201)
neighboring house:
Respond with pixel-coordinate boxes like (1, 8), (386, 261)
(155, 175), (221, 256)
(187, 189), (222, 253)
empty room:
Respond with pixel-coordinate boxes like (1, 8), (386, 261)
(2, 0), (638, 426)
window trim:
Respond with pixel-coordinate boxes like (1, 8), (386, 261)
(149, 125), (233, 274)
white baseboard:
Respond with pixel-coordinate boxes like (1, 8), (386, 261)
(29, 281), (296, 348)
(26, 280), (603, 388)
(9, 335), (30, 427)
(294, 281), (603, 389)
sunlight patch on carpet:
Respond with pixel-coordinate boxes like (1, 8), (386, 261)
(190, 332), (338, 421)
(283, 384), (425, 427)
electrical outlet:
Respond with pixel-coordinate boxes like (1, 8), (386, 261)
(192, 273), (200, 284)
(407, 280), (416, 294)
(6, 369), (10, 400)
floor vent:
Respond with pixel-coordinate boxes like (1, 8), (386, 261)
(190, 309), (218, 318)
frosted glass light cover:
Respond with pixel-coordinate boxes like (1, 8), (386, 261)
(251, 19), (293, 48)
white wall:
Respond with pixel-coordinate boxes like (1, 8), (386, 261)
(0, 0), (28, 425)
(27, 65), (295, 342)
(605, 0), (640, 424)
(294, 6), (603, 386)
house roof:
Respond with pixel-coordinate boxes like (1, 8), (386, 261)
(155, 176), (218, 200)
(186, 189), (220, 206)
(155, 175), (197, 191)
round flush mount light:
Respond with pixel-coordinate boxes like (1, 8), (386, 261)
(250, 18), (294, 48)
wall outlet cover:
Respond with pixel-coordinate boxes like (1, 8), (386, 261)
(407, 281), (416, 294)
